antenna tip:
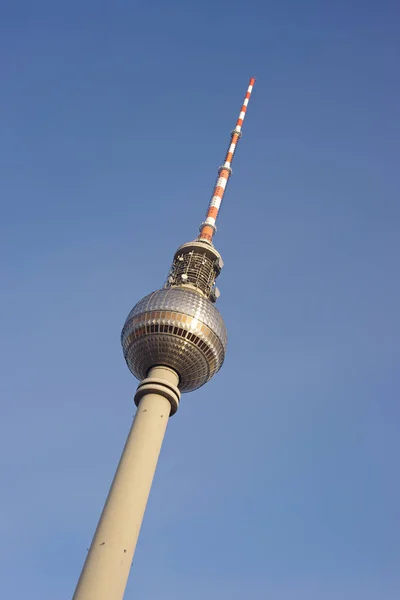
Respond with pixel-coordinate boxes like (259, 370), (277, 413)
(250, 76), (256, 85)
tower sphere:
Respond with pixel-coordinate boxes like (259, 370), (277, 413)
(121, 287), (227, 392)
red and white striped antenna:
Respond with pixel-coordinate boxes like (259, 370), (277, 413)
(198, 76), (256, 243)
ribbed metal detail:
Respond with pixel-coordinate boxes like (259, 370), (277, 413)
(121, 288), (227, 392)
(167, 250), (216, 296)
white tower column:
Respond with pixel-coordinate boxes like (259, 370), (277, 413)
(73, 366), (180, 600)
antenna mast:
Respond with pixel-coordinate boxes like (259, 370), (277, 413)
(199, 76), (256, 243)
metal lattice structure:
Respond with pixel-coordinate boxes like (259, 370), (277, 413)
(165, 241), (224, 300)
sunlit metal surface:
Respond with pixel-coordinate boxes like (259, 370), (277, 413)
(121, 288), (227, 392)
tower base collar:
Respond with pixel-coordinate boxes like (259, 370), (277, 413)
(134, 374), (181, 415)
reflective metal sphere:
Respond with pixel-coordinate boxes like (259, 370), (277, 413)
(121, 287), (227, 392)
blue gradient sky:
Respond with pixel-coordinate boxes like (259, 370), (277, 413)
(1, 1), (399, 598)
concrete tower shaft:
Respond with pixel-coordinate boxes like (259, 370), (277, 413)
(73, 367), (180, 600)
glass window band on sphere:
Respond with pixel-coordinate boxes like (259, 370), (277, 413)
(121, 287), (227, 392)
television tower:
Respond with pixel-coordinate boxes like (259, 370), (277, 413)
(73, 77), (256, 600)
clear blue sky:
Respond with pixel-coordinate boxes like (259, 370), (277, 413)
(1, 1), (399, 598)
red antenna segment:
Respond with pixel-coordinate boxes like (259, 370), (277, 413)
(199, 77), (256, 243)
